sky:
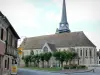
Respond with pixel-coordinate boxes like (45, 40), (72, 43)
(0, 0), (100, 50)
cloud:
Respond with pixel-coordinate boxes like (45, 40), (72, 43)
(0, 0), (43, 36)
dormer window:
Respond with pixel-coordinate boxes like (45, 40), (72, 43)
(43, 46), (48, 53)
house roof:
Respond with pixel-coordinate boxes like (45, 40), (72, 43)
(20, 31), (96, 50)
(0, 11), (20, 39)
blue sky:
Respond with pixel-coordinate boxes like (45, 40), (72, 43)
(0, 0), (100, 50)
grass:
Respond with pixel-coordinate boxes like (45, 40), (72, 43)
(22, 66), (62, 71)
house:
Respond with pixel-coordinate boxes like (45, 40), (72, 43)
(0, 11), (20, 75)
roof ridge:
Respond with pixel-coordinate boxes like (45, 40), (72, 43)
(26, 31), (83, 39)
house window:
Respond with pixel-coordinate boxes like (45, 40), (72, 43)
(10, 35), (13, 46)
(5, 60), (7, 68)
(7, 58), (9, 69)
(43, 46), (48, 52)
(0, 28), (3, 40)
(15, 40), (17, 48)
(0, 56), (1, 68)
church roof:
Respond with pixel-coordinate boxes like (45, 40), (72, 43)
(47, 43), (57, 52)
(20, 31), (96, 50)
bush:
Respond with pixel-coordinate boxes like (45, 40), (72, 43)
(64, 65), (69, 69)
(70, 64), (77, 69)
(77, 65), (87, 69)
(64, 65), (87, 69)
(64, 64), (77, 69)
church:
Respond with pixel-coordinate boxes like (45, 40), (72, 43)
(20, 0), (97, 67)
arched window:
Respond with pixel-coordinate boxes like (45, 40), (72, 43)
(43, 46), (48, 52)
(86, 49), (87, 56)
(89, 48), (92, 57)
(80, 48), (82, 56)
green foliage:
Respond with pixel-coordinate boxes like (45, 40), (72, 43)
(77, 65), (87, 69)
(64, 65), (87, 69)
(22, 56), (24, 60)
(23, 55), (30, 67)
(53, 51), (66, 67)
(30, 50), (34, 55)
(44, 52), (52, 67)
(44, 52), (52, 62)
(40, 53), (45, 61)
(23, 48), (79, 68)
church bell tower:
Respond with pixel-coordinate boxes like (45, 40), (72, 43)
(56, 0), (70, 33)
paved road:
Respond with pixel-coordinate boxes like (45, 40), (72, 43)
(18, 67), (100, 75)
(17, 68), (66, 75)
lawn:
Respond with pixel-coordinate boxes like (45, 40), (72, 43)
(22, 67), (62, 71)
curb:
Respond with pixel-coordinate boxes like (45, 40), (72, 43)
(52, 69), (95, 74)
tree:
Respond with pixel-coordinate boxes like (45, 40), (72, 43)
(44, 52), (52, 67)
(34, 54), (40, 67)
(22, 55), (30, 67)
(30, 50), (34, 55)
(31, 55), (37, 67)
(64, 51), (70, 65)
(53, 51), (66, 68)
(30, 50), (34, 66)
(40, 53), (45, 68)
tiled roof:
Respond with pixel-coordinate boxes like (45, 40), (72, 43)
(20, 31), (96, 50)
(47, 43), (57, 52)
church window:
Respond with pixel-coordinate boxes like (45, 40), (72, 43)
(80, 49), (82, 56)
(89, 48), (92, 57)
(86, 48), (88, 56)
(86, 50), (87, 56)
(43, 46), (48, 53)
(99, 56), (100, 59)
(99, 61), (100, 64)
(77, 48), (79, 53)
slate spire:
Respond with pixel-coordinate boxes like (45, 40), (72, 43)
(56, 0), (70, 33)
(61, 0), (67, 24)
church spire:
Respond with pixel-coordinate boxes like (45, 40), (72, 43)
(56, 0), (70, 33)
(61, 0), (67, 24)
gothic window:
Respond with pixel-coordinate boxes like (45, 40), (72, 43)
(99, 61), (100, 64)
(80, 49), (82, 56)
(43, 46), (48, 53)
(99, 56), (100, 59)
(86, 49), (87, 56)
(89, 48), (92, 57)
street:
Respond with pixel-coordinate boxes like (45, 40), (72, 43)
(18, 67), (100, 75)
